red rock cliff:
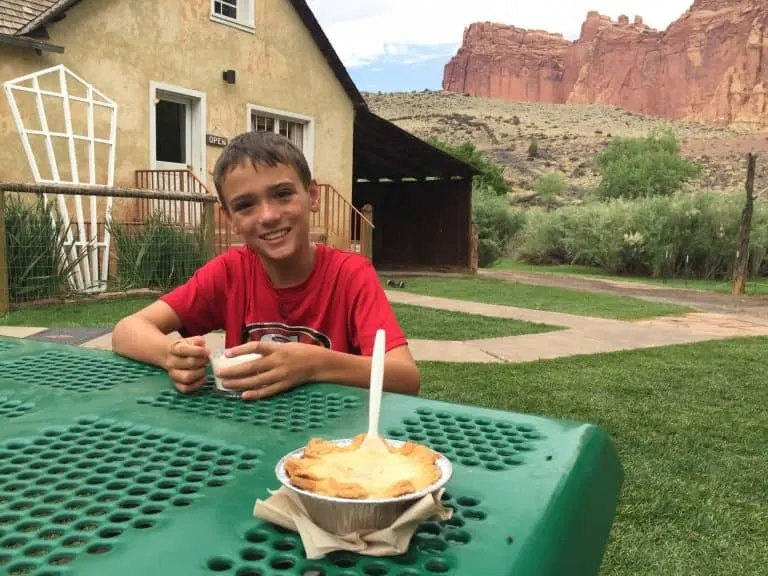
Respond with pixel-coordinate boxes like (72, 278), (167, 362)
(442, 0), (768, 127)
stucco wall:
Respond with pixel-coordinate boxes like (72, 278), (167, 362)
(0, 0), (355, 205)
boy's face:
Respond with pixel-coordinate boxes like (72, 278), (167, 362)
(219, 160), (319, 264)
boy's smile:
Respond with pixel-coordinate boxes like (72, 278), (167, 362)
(220, 159), (320, 286)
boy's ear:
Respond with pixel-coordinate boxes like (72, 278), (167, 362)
(309, 179), (320, 213)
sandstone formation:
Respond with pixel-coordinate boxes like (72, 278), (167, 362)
(443, 0), (768, 128)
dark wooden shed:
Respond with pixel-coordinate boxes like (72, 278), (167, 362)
(352, 110), (478, 271)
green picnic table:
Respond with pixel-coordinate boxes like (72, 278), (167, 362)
(0, 336), (623, 576)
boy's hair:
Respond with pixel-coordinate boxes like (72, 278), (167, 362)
(212, 131), (312, 205)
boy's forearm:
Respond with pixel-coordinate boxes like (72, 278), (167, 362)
(309, 348), (420, 395)
(111, 317), (174, 370)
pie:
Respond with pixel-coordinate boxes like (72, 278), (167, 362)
(283, 434), (441, 499)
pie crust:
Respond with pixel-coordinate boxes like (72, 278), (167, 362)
(283, 434), (441, 499)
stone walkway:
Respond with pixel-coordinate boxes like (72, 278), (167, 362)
(2, 290), (768, 364)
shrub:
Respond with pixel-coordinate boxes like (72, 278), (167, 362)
(4, 193), (87, 303)
(594, 129), (701, 200)
(512, 192), (768, 279)
(108, 213), (206, 291)
(472, 184), (526, 268)
(535, 172), (567, 208)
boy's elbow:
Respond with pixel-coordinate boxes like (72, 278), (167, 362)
(110, 316), (131, 354)
(402, 364), (421, 396)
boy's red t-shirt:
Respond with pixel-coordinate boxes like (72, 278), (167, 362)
(159, 244), (407, 355)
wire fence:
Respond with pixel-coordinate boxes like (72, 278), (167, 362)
(0, 182), (231, 311)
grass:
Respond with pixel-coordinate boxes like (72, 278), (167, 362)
(0, 297), (155, 328)
(0, 297), (561, 341)
(418, 336), (768, 576)
(495, 258), (768, 295)
(390, 302), (560, 340)
(390, 275), (690, 320)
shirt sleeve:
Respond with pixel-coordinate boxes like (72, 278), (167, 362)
(159, 253), (229, 337)
(345, 258), (408, 356)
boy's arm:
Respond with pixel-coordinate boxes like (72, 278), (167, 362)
(112, 255), (228, 369)
(308, 344), (420, 395)
(111, 300), (186, 369)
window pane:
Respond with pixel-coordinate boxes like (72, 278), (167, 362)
(250, 113), (304, 151)
(214, 0), (238, 19)
(253, 115), (274, 133)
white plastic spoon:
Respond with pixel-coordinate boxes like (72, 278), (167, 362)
(360, 329), (388, 453)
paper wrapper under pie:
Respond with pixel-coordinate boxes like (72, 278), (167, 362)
(252, 487), (453, 559)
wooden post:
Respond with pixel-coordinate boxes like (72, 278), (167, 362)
(0, 190), (8, 315)
(362, 204), (374, 260)
(731, 152), (757, 295)
(201, 202), (216, 260)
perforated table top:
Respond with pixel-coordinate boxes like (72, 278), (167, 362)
(0, 336), (623, 576)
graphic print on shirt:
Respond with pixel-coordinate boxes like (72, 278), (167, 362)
(242, 322), (332, 349)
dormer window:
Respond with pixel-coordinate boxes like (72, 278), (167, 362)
(211, 0), (254, 33)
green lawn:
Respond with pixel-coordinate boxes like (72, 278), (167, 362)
(495, 258), (768, 296)
(0, 297), (156, 328)
(0, 297), (561, 341)
(418, 336), (768, 576)
(391, 302), (560, 340)
(389, 276), (690, 320)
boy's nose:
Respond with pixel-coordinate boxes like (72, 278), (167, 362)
(258, 203), (280, 223)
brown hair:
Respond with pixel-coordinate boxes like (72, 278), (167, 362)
(212, 131), (312, 205)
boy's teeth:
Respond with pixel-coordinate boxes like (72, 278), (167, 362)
(263, 230), (287, 240)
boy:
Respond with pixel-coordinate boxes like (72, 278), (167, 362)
(112, 131), (420, 400)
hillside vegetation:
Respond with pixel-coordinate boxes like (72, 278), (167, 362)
(364, 90), (768, 206)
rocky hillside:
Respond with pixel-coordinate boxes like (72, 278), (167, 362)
(363, 90), (768, 203)
(443, 0), (768, 129)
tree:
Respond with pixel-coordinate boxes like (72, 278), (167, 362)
(426, 137), (508, 195)
(732, 153), (757, 295)
(594, 129), (701, 200)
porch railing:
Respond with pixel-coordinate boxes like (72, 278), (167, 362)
(134, 170), (373, 259)
(312, 184), (374, 257)
(134, 169), (231, 253)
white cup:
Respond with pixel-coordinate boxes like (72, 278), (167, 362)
(210, 348), (262, 393)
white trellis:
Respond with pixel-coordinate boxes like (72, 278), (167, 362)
(3, 64), (117, 293)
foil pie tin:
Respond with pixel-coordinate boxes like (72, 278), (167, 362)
(275, 438), (453, 535)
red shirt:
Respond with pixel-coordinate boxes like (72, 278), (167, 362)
(159, 244), (407, 355)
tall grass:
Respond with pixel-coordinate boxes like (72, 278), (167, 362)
(4, 193), (88, 302)
(511, 191), (768, 279)
(108, 213), (206, 291)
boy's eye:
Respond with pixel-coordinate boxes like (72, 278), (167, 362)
(275, 188), (294, 199)
(232, 199), (254, 212)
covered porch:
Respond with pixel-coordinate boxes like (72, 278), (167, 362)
(351, 110), (478, 271)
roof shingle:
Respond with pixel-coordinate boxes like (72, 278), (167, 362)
(0, 0), (59, 35)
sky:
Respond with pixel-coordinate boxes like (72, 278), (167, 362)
(305, 0), (697, 93)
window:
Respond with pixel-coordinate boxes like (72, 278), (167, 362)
(211, 0), (254, 32)
(247, 105), (314, 171)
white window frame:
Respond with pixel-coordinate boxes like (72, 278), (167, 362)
(210, 0), (255, 34)
(246, 104), (315, 174)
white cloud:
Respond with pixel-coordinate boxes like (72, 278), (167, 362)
(306, 0), (696, 68)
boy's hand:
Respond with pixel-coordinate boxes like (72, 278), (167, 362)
(165, 336), (210, 394)
(214, 341), (319, 400)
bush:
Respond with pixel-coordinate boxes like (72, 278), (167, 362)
(594, 129), (701, 200)
(512, 192), (768, 279)
(108, 213), (207, 291)
(535, 172), (567, 208)
(472, 185), (526, 268)
(4, 193), (86, 302)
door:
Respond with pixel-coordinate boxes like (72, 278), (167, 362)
(151, 87), (203, 224)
